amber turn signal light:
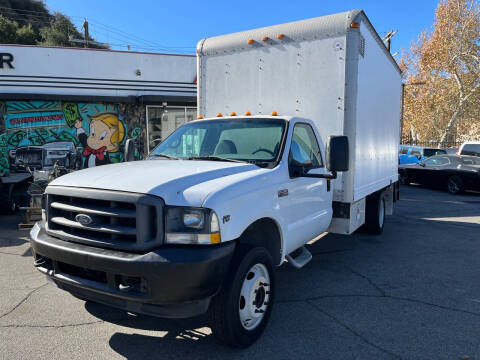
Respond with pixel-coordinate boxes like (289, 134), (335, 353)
(350, 22), (360, 28)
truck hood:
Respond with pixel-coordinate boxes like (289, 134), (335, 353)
(49, 159), (262, 206)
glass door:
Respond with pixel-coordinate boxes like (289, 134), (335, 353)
(146, 106), (197, 152)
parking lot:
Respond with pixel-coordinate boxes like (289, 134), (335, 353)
(0, 185), (479, 359)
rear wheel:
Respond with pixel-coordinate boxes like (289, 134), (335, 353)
(209, 246), (275, 348)
(447, 175), (463, 195)
(364, 193), (385, 234)
(399, 172), (409, 185)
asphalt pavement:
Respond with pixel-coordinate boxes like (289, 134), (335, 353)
(1, 185), (480, 360)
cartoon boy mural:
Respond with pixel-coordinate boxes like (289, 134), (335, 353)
(75, 113), (125, 168)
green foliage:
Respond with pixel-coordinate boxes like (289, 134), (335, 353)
(0, 0), (102, 48)
(16, 24), (36, 44)
(39, 12), (83, 47)
(0, 14), (36, 44)
(0, 14), (18, 43)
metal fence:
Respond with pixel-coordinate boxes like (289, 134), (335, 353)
(400, 140), (462, 149)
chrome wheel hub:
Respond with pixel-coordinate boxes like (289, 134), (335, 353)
(239, 263), (271, 331)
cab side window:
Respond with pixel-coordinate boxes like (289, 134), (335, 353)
(288, 123), (323, 176)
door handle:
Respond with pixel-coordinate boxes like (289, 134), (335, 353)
(278, 189), (288, 198)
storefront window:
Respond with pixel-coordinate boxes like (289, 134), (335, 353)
(146, 106), (197, 152)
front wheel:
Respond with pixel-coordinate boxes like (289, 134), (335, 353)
(209, 246), (275, 348)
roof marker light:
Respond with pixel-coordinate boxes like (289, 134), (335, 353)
(262, 36), (269, 41)
(245, 111), (251, 116)
(197, 115), (204, 119)
(216, 113), (223, 117)
(271, 111), (278, 116)
(350, 22), (360, 28)
(277, 34), (285, 39)
(247, 39), (255, 45)
(230, 112), (237, 116)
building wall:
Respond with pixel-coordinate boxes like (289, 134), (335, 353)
(0, 99), (146, 175)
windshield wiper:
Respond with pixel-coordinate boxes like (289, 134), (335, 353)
(148, 154), (180, 160)
(187, 156), (246, 163)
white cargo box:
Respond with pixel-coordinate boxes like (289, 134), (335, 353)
(197, 10), (402, 204)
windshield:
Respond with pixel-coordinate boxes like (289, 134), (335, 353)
(423, 148), (446, 157)
(148, 118), (286, 166)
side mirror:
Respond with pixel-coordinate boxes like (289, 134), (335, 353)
(124, 139), (136, 162)
(326, 136), (349, 172)
(416, 154), (422, 160)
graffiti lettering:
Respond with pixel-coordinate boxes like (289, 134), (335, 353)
(7, 130), (26, 147)
(9, 114), (64, 126)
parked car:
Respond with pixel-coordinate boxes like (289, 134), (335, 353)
(457, 141), (480, 157)
(399, 145), (447, 164)
(399, 155), (480, 194)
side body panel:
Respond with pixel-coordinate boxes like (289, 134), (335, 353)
(346, 19), (402, 202)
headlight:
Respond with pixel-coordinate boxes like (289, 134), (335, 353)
(41, 193), (47, 223)
(165, 207), (221, 245)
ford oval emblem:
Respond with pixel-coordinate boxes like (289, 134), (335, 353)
(75, 214), (93, 225)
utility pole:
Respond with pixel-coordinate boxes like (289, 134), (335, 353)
(82, 18), (89, 48)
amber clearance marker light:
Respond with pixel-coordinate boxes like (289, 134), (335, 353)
(350, 22), (360, 28)
(230, 112), (237, 116)
(216, 113), (223, 117)
(247, 39), (255, 45)
(262, 36), (269, 41)
(271, 111), (278, 116)
(210, 233), (221, 244)
(197, 115), (204, 119)
(277, 34), (285, 39)
(245, 111), (251, 116)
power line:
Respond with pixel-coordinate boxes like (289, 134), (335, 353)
(0, 5), (195, 53)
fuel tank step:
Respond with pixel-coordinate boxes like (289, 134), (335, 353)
(286, 246), (312, 269)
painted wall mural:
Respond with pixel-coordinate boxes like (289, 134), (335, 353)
(0, 100), (146, 175)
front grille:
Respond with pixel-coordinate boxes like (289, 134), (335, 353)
(46, 186), (164, 252)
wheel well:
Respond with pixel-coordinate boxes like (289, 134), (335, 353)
(238, 218), (282, 266)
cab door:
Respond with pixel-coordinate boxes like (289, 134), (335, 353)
(284, 122), (332, 254)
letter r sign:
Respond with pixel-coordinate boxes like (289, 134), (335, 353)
(0, 53), (14, 69)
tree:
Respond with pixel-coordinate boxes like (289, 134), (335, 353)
(0, 0), (53, 42)
(0, 14), (36, 44)
(16, 23), (36, 44)
(39, 12), (83, 47)
(0, 0), (103, 48)
(0, 13), (18, 43)
(401, 0), (480, 144)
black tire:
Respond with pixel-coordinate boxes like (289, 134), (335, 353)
(447, 175), (463, 195)
(364, 193), (385, 235)
(209, 246), (275, 348)
(399, 172), (409, 185)
(0, 184), (17, 215)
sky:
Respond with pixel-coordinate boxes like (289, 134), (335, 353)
(45, 0), (440, 56)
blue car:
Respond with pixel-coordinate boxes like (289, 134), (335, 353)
(399, 145), (447, 164)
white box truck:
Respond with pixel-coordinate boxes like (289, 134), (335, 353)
(30, 10), (401, 348)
